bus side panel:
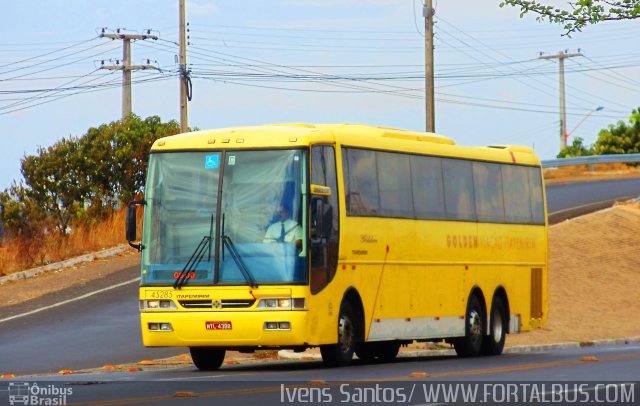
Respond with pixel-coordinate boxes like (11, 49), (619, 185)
(473, 222), (548, 332)
(316, 218), (548, 343)
(335, 217), (473, 342)
(305, 259), (382, 346)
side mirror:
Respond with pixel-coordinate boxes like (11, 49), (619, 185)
(311, 184), (332, 197)
(126, 199), (145, 251)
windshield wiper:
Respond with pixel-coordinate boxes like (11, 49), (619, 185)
(174, 215), (214, 289)
(221, 213), (257, 288)
(222, 235), (258, 288)
(173, 236), (210, 289)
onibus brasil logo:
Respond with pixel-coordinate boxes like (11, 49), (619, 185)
(7, 382), (72, 405)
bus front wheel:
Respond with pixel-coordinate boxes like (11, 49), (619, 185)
(320, 302), (357, 367)
(189, 347), (226, 370)
(453, 295), (485, 357)
(355, 343), (377, 362)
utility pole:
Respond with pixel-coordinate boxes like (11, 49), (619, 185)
(100, 28), (159, 120)
(539, 50), (583, 151)
(424, 0), (435, 133)
(179, 0), (189, 133)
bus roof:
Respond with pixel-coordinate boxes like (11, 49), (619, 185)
(151, 123), (540, 166)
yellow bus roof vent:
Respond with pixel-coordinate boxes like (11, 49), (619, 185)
(378, 127), (455, 145)
(488, 145), (536, 154)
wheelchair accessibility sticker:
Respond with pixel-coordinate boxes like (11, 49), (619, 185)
(204, 154), (220, 169)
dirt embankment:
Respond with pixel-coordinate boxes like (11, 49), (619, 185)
(508, 202), (640, 346)
(543, 163), (640, 184)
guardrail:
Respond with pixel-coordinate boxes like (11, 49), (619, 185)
(541, 153), (640, 168)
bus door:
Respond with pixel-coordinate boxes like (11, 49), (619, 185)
(310, 145), (340, 294)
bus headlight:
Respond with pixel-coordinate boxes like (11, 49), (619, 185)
(257, 298), (305, 309)
(148, 322), (173, 331)
(278, 299), (291, 308)
(264, 321), (291, 331)
(140, 300), (177, 310)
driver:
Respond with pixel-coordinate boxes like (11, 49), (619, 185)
(263, 203), (302, 248)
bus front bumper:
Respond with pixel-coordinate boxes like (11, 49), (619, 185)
(141, 310), (308, 347)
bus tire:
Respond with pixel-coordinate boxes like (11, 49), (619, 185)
(376, 341), (401, 362)
(189, 347), (226, 370)
(453, 294), (485, 357)
(320, 301), (357, 367)
(482, 296), (506, 356)
(355, 343), (377, 362)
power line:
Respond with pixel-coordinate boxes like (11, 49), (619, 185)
(0, 37), (99, 70)
(0, 73), (174, 116)
(539, 51), (584, 151)
(99, 28), (159, 119)
(0, 43), (119, 82)
(188, 22), (416, 35)
(186, 44), (424, 99)
(436, 18), (574, 106)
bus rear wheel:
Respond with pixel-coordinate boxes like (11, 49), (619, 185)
(453, 295), (485, 357)
(482, 296), (506, 355)
(376, 341), (401, 362)
(189, 347), (226, 370)
(320, 302), (357, 367)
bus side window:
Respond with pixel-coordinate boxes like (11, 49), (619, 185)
(442, 158), (476, 221)
(310, 145), (339, 294)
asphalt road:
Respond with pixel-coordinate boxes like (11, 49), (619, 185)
(0, 266), (180, 375)
(1, 177), (639, 380)
(546, 177), (640, 222)
(1, 344), (639, 405)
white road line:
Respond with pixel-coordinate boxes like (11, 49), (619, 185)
(599, 345), (640, 352)
(156, 373), (256, 381)
(0, 277), (140, 324)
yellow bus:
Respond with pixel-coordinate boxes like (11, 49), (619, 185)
(126, 123), (548, 369)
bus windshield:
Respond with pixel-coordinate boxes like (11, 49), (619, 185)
(140, 149), (307, 287)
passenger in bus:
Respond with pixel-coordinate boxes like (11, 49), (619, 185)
(263, 203), (302, 248)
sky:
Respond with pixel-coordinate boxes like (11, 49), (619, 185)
(1, 1), (639, 191)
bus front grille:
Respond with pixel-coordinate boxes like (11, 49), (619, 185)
(178, 299), (256, 309)
(222, 299), (256, 308)
(179, 300), (212, 309)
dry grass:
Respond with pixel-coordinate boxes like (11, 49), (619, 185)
(253, 350), (280, 360)
(543, 163), (640, 183)
(0, 209), (131, 276)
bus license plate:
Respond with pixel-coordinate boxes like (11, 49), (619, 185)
(206, 321), (232, 330)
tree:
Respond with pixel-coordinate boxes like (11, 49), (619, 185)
(0, 182), (51, 264)
(1, 114), (181, 237)
(555, 108), (640, 158)
(593, 107), (640, 155)
(500, 0), (640, 33)
(71, 114), (181, 216)
(0, 182), (48, 240)
(557, 136), (593, 158)
(20, 138), (84, 235)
